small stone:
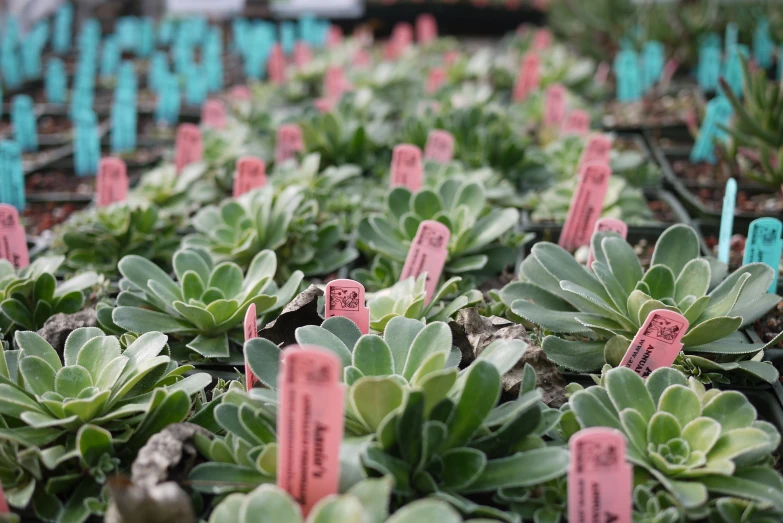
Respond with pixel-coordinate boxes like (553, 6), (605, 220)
(37, 308), (97, 356)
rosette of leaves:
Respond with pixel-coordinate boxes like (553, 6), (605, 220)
(360, 358), (568, 521)
(0, 256), (99, 335)
(355, 179), (522, 290)
(367, 275), (483, 332)
(422, 161), (527, 209)
(183, 186), (358, 279)
(525, 176), (655, 225)
(132, 163), (223, 215)
(562, 366), (783, 516)
(208, 477), (476, 523)
(52, 204), (180, 278)
(0, 328), (211, 520)
(501, 224), (782, 383)
(720, 56), (783, 189)
(110, 248), (302, 359)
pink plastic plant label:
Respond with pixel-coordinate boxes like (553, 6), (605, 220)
(96, 157), (128, 207)
(620, 310), (688, 378)
(327, 26), (343, 48)
(324, 66), (350, 101)
(513, 52), (540, 102)
(0, 204), (29, 269)
(230, 85), (251, 101)
(532, 28), (552, 50)
(443, 50), (459, 66)
(325, 279), (369, 334)
(544, 84), (567, 129)
(400, 220), (450, 303)
(233, 156), (266, 197)
(244, 303), (259, 391)
(392, 22), (413, 50)
(276, 124), (305, 164)
(294, 42), (313, 68)
(201, 99), (226, 129)
(424, 130), (455, 164)
(594, 62), (611, 86)
(352, 48), (371, 68)
(587, 218), (627, 267)
(0, 483), (7, 513)
(568, 427), (632, 523)
(416, 14), (438, 43)
(559, 162), (611, 250)
(426, 67), (446, 94)
(268, 44), (286, 85)
(579, 134), (612, 169)
(174, 123), (203, 173)
(390, 144), (423, 191)
(277, 346), (345, 515)
(562, 110), (590, 136)
(314, 97), (336, 113)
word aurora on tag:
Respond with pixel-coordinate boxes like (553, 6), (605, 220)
(424, 130), (455, 164)
(277, 346), (345, 515)
(276, 124), (305, 164)
(559, 162), (611, 250)
(0, 204), (29, 269)
(743, 217), (783, 293)
(96, 157), (128, 207)
(568, 427), (632, 523)
(390, 144), (423, 191)
(325, 279), (369, 334)
(400, 220), (450, 303)
(175, 123), (203, 173)
(587, 218), (627, 267)
(233, 156), (266, 197)
(620, 309), (689, 377)
(244, 303), (259, 391)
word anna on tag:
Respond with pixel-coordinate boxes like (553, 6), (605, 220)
(390, 144), (423, 191)
(277, 346), (345, 515)
(175, 123), (203, 173)
(424, 130), (455, 164)
(233, 156), (267, 197)
(244, 303), (259, 391)
(0, 204), (29, 269)
(620, 309), (689, 377)
(559, 162), (612, 251)
(400, 220), (450, 303)
(96, 157), (128, 207)
(325, 279), (369, 334)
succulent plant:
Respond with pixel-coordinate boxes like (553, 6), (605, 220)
(501, 224), (782, 383)
(183, 186), (358, 279)
(367, 275), (483, 332)
(422, 162), (527, 209)
(52, 204), (180, 278)
(360, 358), (568, 521)
(562, 366), (783, 516)
(720, 55), (783, 189)
(109, 248), (302, 359)
(132, 163), (223, 215)
(207, 477), (479, 523)
(0, 328), (211, 520)
(0, 256), (99, 335)
(355, 179), (522, 290)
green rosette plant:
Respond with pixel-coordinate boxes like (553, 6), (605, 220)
(500, 224), (782, 384)
(562, 366), (783, 517)
(183, 186), (358, 278)
(132, 163), (223, 215)
(110, 248), (302, 359)
(0, 328), (211, 520)
(367, 274), (483, 332)
(0, 256), (99, 335)
(52, 204), (180, 278)
(355, 179), (522, 290)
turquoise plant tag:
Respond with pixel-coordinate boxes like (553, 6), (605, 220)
(11, 96), (37, 153)
(149, 52), (168, 93)
(718, 178), (737, 265)
(725, 22), (738, 55)
(281, 22), (296, 55)
(100, 36), (120, 81)
(697, 36), (721, 92)
(111, 93), (137, 153)
(21, 33), (43, 80)
(722, 45), (748, 96)
(69, 86), (94, 121)
(74, 110), (100, 177)
(743, 218), (782, 293)
(137, 17), (154, 57)
(613, 49), (641, 102)
(1, 45), (22, 89)
(185, 65), (208, 106)
(641, 41), (664, 92)
(45, 58), (67, 105)
(117, 17), (137, 51)
(156, 74), (180, 125)
(753, 17), (773, 69)
(690, 95), (732, 164)
(0, 141), (25, 211)
(54, 3), (74, 53)
(158, 19), (174, 46)
(118, 61), (137, 96)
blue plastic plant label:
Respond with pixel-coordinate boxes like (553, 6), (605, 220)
(743, 217), (782, 293)
(185, 66), (208, 106)
(111, 100), (137, 153)
(0, 141), (25, 211)
(70, 87), (94, 121)
(1, 46), (22, 89)
(149, 52), (168, 93)
(118, 62), (138, 96)
(281, 22), (296, 55)
(641, 41), (664, 92)
(137, 17), (154, 57)
(753, 17), (773, 69)
(155, 74), (180, 125)
(117, 17), (138, 51)
(725, 22), (738, 55)
(697, 39), (721, 92)
(722, 44), (749, 97)
(205, 55), (224, 93)
(45, 58), (67, 105)
(11, 96), (37, 153)
(54, 3), (74, 54)
(74, 110), (100, 177)
(79, 19), (101, 53)
(690, 95), (733, 164)
(718, 178), (737, 265)
(232, 18), (248, 54)
(613, 49), (642, 102)
(100, 37), (120, 81)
